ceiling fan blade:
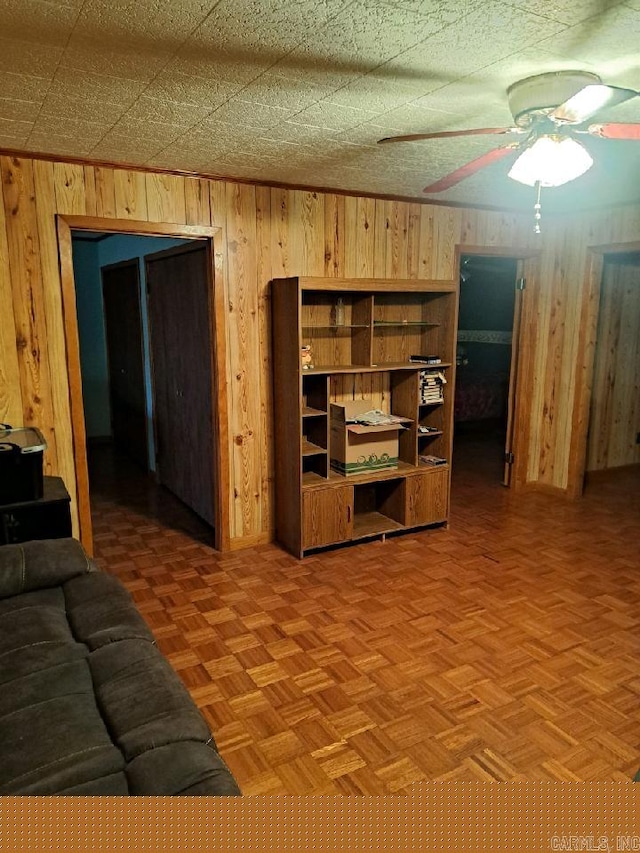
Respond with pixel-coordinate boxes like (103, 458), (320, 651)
(423, 146), (517, 193)
(378, 127), (522, 144)
(550, 84), (638, 124)
(587, 122), (640, 140)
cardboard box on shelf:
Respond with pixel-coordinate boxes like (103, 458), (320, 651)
(330, 399), (411, 476)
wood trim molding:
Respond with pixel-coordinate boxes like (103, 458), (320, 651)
(210, 232), (232, 551)
(60, 215), (217, 240)
(567, 239), (640, 498)
(56, 216), (93, 553)
(56, 213), (232, 553)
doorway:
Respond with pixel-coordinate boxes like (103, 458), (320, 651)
(453, 253), (521, 486)
(60, 216), (230, 553)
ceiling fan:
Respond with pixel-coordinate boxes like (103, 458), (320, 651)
(378, 71), (640, 230)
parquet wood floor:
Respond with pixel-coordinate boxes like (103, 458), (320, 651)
(88, 435), (640, 793)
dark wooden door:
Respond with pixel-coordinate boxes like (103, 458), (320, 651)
(102, 260), (148, 469)
(146, 242), (215, 527)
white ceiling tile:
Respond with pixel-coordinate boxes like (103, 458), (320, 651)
(0, 38), (63, 77)
(0, 117), (34, 139)
(0, 71), (50, 102)
(534, 4), (640, 85)
(379, 1), (567, 86)
(48, 68), (148, 104)
(39, 93), (129, 125)
(193, 0), (353, 54)
(167, 48), (270, 89)
(23, 135), (97, 157)
(272, 0), (465, 84)
(230, 71), (337, 112)
(0, 98), (42, 123)
(37, 0), (86, 8)
(120, 95), (213, 127)
(204, 99), (294, 129)
(72, 0), (212, 42)
(0, 0), (79, 47)
(104, 116), (187, 143)
(29, 115), (113, 145)
(141, 69), (243, 109)
(89, 134), (168, 161)
(260, 121), (343, 145)
(60, 43), (171, 81)
(287, 101), (380, 132)
(324, 71), (442, 114)
(498, 0), (623, 27)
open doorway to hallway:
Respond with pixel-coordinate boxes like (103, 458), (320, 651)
(71, 231), (217, 547)
(452, 254), (519, 487)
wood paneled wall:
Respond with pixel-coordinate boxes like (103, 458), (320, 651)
(587, 256), (640, 471)
(1, 153), (639, 545)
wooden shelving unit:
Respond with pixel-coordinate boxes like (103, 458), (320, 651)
(272, 276), (459, 557)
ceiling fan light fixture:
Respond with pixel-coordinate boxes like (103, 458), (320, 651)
(552, 84), (622, 124)
(508, 136), (593, 187)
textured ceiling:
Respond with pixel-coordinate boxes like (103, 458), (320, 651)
(2, 0), (640, 212)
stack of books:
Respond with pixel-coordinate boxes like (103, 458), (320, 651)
(410, 354), (442, 365)
(419, 369), (446, 404)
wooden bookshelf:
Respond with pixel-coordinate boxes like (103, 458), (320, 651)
(272, 277), (459, 557)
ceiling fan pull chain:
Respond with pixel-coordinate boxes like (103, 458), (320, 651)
(534, 181), (542, 234)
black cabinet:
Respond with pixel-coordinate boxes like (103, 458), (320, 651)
(0, 476), (72, 545)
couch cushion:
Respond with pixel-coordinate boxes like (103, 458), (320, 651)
(0, 582), (125, 794)
(0, 539), (92, 600)
(89, 638), (212, 761)
(64, 572), (155, 650)
(126, 741), (241, 795)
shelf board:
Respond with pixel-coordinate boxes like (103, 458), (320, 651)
(302, 441), (327, 457)
(414, 361), (452, 368)
(302, 324), (370, 330)
(307, 362), (426, 375)
(303, 460), (426, 489)
(302, 407), (326, 417)
(302, 470), (329, 486)
(418, 430), (444, 438)
(373, 321), (439, 328)
(353, 511), (405, 538)
(419, 400), (444, 407)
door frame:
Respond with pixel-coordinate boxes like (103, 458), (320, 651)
(455, 244), (540, 491)
(56, 215), (231, 553)
(569, 239), (640, 497)
(101, 257), (148, 471)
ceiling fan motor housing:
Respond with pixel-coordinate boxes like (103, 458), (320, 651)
(507, 70), (602, 126)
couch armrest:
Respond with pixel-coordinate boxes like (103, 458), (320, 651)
(0, 538), (93, 599)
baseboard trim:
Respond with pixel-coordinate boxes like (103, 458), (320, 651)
(518, 481), (574, 499)
(585, 462), (640, 484)
(228, 532), (272, 551)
